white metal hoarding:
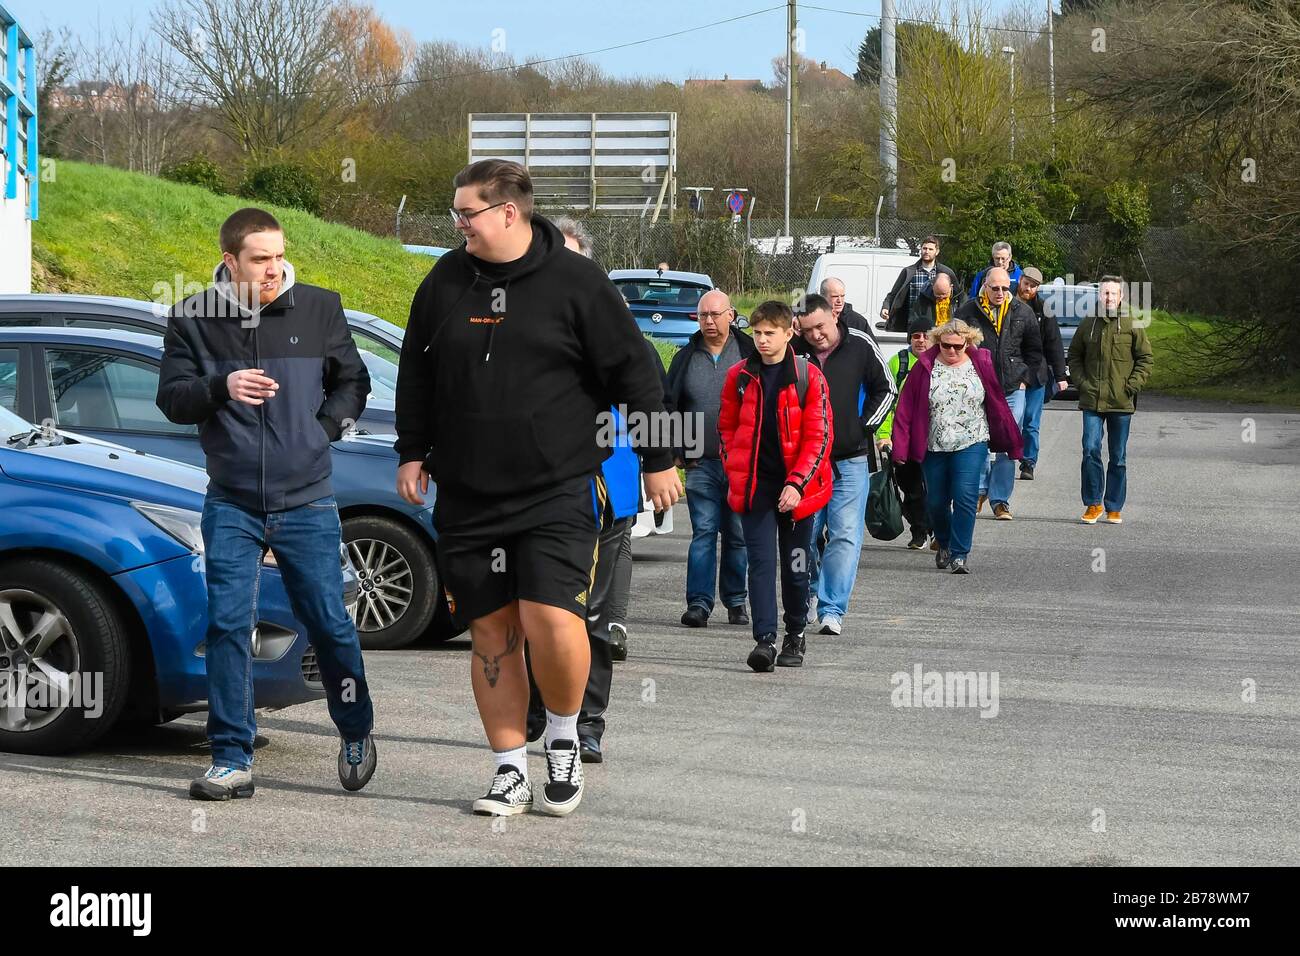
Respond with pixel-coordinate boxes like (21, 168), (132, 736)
(468, 112), (677, 219)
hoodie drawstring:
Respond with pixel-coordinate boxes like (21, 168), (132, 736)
(483, 277), (510, 364)
(425, 269), (482, 354)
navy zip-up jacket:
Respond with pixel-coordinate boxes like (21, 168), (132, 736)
(156, 261), (370, 511)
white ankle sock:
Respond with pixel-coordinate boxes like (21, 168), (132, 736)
(544, 710), (579, 748)
(494, 746), (528, 779)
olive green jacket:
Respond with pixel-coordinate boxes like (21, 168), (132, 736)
(1067, 309), (1154, 413)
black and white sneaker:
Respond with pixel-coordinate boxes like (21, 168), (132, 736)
(472, 765), (533, 816)
(538, 740), (585, 816)
(776, 632), (805, 667)
(747, 634), (778, 672)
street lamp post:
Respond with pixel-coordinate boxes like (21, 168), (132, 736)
(1047, 0), (1056, 159)
(1002, 45), (1017, 162)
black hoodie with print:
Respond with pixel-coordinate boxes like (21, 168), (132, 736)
(394, 215), (673, 500)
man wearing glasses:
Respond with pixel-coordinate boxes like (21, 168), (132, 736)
(663, 289), (754, 629)
(394, 160), (680, 818)
(954, 266), (1043, 521)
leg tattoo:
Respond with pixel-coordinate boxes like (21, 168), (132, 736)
(474, 625), (521, 688)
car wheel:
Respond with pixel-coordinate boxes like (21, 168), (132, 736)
(343, 516), (436, 650)
(0, 559), (131, 755)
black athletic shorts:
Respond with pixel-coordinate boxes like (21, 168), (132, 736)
(433, 475), (605, 624)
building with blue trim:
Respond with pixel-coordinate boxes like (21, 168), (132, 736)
(0, 2), (37, 293)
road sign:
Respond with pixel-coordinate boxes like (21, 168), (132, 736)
(727, 191), (745, 214)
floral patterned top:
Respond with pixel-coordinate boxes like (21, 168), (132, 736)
(928, 359), (990, 452)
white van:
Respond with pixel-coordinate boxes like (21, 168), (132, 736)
(806, 249), (917, 363)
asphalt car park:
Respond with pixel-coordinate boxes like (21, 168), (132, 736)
(3, 397), (1295, 865)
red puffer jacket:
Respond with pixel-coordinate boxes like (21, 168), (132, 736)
(718, 351), (834, 520)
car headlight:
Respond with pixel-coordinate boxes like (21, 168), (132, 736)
(132, 502), (205, 554)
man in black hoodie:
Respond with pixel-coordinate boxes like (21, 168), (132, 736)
(394, 160), (681, 818)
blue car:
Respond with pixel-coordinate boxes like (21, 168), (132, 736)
(609, 269), (724, 346)
(0, 323), (459, 651)
(0, 401), (357, 755)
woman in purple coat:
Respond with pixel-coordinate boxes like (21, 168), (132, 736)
(890, 320), (1024, 573)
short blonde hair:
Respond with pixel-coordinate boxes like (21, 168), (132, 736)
(928, 318), (984, 348)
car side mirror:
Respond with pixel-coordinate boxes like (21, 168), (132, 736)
(734, 315), (750, 330)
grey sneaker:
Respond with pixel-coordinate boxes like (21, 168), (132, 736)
(339, 733), (377, 792)
(190, 765), (254, 801)
(818, 615), (842, 636)
(473, 765), (533, 816)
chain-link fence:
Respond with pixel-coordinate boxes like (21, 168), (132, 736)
(391, 207), (1194, 303)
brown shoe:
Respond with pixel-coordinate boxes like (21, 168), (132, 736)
(1105, 511), (1123, 524)
(993, 503), (1013, 520)
(977, 495), (987, 514)
(1081, 505), (1104, 524)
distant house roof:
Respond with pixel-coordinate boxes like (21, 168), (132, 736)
(684, 75), (762, 92)
(812, 62), (854, 90)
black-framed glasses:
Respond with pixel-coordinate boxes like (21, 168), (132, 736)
(939, 341), (966, 351)
(989, 285), (1011, 292)
(698, 309), (732, 321)
(449, 201), (508, 226)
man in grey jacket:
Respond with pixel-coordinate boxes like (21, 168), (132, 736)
(663, 290), (754, 628)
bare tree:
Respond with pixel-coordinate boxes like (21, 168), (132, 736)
(155, 0), (346, 156)
(1063, 0), (1300, 376)
(58, 23), (190, 174)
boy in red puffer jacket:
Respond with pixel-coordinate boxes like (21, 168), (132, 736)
(718, 300), (834, 672)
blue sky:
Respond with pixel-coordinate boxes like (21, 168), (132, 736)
(22, 0), (1026, 83)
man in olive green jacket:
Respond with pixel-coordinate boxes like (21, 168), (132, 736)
(1067, 276), (1154, 524)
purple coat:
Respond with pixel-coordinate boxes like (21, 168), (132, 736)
(890, 346), (1025, 463)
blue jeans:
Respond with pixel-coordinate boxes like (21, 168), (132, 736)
(1081, 411), (1132, 511)
(1021, 384), (1047, 467)
(809, 455), (869, 620)
(201, 493), (373, 770)
(684, 459), (747, 613)
(980, 386), (1026, 507)
(923, 442), (987, 562)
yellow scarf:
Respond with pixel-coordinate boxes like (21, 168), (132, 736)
(935, 296), (951, 326)
(979, 293), (1010, 334)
